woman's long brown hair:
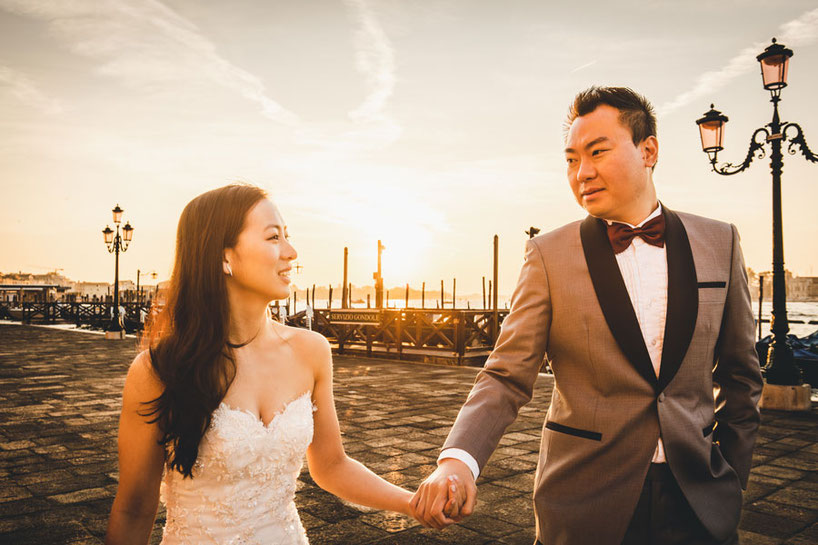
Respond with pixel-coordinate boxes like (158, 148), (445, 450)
(140, 183), (267, 478)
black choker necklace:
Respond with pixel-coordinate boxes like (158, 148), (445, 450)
(226, 322), (264, 349)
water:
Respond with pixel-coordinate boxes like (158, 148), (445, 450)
(754, 301), (818, 339)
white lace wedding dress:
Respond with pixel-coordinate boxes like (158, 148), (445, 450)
(159, 391), (316, 544)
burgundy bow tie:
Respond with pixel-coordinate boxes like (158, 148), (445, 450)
(606, 214), (666, 254)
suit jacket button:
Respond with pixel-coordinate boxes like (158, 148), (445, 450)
(658, 393), (665, 402)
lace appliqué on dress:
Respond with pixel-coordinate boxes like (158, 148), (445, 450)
(160, 392), (316, 545)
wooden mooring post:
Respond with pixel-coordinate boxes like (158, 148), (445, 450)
(342, 247), (349, 309)
(493, 234), (499, 342)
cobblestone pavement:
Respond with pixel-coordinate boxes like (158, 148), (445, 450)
(1, 323), (817, 544)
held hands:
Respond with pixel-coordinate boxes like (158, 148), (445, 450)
(410, 458), (477, 529)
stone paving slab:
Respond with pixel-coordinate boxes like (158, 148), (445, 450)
(1, 322), (817, 544)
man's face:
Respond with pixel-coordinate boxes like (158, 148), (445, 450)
(564, 104), (657, 224)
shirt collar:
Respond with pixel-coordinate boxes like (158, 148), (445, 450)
(605, 202), (662, 228)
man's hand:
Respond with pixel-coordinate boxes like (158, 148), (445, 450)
(410, 458), (477, 529)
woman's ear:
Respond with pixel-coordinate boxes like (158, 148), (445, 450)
(223, 249), (234, 277)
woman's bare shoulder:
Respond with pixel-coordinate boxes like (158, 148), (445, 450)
(274, 323), (332, 373)
(275, 323), (330, 351)
(124, 349), (164, 401)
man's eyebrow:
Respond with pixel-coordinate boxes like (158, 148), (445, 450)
(564, 136), (611, 154)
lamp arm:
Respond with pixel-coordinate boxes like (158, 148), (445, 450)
(712, 127), (769, 176)
(783, 123), (818, 163)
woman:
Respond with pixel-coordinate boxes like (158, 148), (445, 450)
(105, 184), (461, 544)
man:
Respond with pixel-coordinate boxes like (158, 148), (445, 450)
(411, 87), (762, 545)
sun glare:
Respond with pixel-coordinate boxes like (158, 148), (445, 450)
(378, 222), (432, 284)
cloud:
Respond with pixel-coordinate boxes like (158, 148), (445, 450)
(288, 0), (401, 154)
(0, 0), (401, 153)
(0, 64), (61, 114)
(657, 7), (818, 117)
(344, 0), (397, 123)
(0, 0), (299, 124)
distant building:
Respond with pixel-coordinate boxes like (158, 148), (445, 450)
(0, 271), (72, 302)
(71, 282), (111, 301)
(0, 271), (148, 303)
(750, 270), (818, 302)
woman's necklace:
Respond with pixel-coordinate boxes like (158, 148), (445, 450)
(226, 319), (266, 349)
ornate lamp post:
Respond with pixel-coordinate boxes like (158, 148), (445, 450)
(696, 38), (817, 408)
(102, 204), (134, 339)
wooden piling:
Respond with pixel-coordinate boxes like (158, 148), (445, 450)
(493, 234), (499, 341)
(342, 247), (349, 309)
(422, 281), (426, 309)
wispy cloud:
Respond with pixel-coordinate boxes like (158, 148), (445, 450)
(0, 0), (299, 124)
(344, 0), (396, 123)
(290, 0), (401, 154)
(658, 7), (818, 116)
(0, 64), (61, 114)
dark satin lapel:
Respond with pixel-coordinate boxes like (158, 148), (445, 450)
(580, 216), (657, 390)
(657, 207), (698, 392)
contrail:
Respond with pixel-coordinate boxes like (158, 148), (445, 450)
(570, 60), (597, 74)
(658, 7), (818, 117)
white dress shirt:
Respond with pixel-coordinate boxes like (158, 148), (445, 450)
(439, 204), (669, 479)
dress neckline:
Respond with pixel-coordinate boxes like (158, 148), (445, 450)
(218, 390), (313, 428)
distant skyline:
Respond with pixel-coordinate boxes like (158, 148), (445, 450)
(1, 1), (817, 295)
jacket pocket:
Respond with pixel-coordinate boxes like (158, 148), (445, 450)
(545, 421), (602, 441)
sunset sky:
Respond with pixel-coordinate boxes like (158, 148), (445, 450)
(1, 1), (817, 298)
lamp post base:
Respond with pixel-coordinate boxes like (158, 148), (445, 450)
(105, 330), (126, 340)
(759, 382), (812, 412)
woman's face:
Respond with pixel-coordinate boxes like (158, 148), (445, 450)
(225, 198), (297, 302)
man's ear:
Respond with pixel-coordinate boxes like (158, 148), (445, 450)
(642, 135), (659, 168)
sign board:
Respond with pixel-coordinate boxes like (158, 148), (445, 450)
(328, 310), (382, 324)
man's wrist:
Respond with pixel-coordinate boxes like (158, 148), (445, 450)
(438, 448), (479, 480)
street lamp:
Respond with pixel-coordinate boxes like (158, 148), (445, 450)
(102, 204), (134, 339)
(136, 269), (158, 304)
(696, 38), (817, 406)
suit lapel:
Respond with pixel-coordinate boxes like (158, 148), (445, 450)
(657, 207), (698, 392)
(580, 216), (657, 390)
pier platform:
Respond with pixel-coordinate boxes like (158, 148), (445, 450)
(1, 323), (816, 544)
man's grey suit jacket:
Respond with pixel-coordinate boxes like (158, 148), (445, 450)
(442, 206), (763, 545)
